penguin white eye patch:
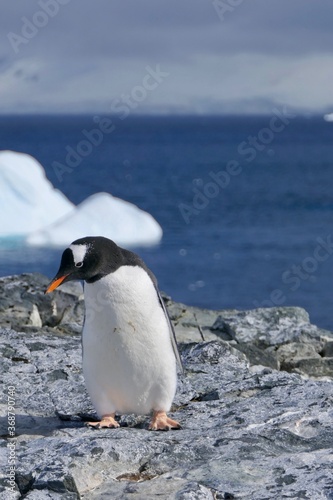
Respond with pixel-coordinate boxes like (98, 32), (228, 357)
(70, 243), (89, 267)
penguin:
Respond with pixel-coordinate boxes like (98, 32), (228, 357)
(45, 236), (183, 430)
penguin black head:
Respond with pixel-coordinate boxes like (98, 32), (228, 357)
(45, 236), (124, 293)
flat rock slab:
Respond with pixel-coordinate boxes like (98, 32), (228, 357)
(1, 328), (332, 499)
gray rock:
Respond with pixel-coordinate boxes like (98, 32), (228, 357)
(1, 273), (333, 377)
(323, 340), (333, 357)
(235, 343), (280, 370)
(211, 307), (322, 345)
(291, 357), (333, 378)
(1, 323), (333, 499)
(273, 342), (322, 373)
(2, 273), (333, 377)
(1, 273), (333, 498)
(210, 307), (333, 377)
(0, 273), (84, 335)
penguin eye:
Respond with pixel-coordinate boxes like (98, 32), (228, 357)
(75, 262), (83, 268)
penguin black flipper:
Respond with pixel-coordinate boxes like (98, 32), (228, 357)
(156, 288), (184, 375)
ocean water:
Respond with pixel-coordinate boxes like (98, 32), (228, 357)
(1, 114), (333, 330)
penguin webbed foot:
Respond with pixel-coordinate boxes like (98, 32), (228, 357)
(149, 410), (181, 431)
(86, 413), (120, 429)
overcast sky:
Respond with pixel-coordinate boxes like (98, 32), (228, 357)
(1, 0), (333, 114)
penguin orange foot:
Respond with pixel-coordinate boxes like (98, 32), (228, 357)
(149, 410), (181, 431)
(87, 413), (120, 429)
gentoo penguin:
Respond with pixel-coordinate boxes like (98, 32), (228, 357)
(45, 236), (182, 430)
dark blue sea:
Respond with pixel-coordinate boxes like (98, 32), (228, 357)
(1, 114), (333, 330)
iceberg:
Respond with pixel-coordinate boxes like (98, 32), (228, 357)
(27, 192), (162, 247)
(0, 151), (74, 236)
(1, 151), (162, 248)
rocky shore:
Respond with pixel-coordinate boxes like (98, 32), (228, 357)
(0, 273), (332, 499)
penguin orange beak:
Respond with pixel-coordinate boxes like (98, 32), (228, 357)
(45, 274), (69, 294)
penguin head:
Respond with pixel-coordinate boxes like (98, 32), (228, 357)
(45, 236), (123, 293)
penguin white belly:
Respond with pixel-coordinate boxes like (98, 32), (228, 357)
(82, 265), (177, 417)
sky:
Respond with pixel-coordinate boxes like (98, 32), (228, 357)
(1, 0), (333, 114)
